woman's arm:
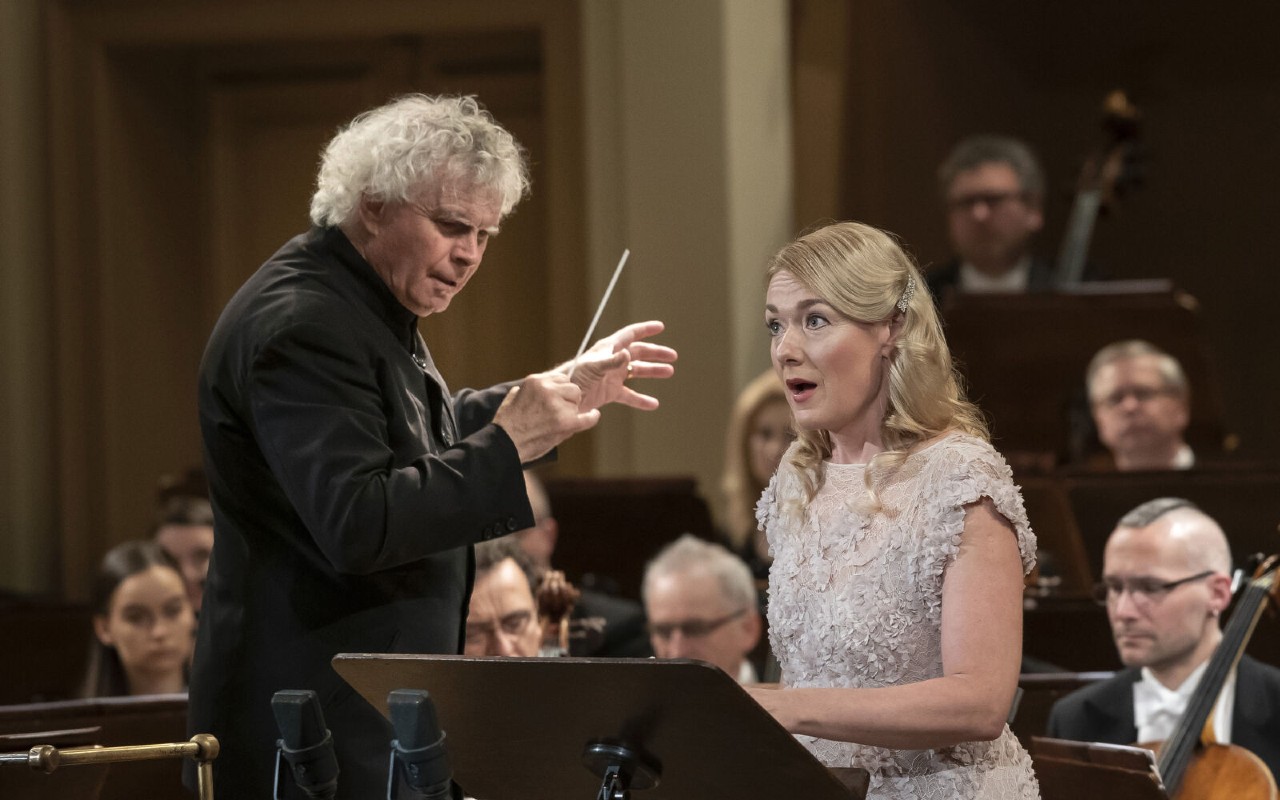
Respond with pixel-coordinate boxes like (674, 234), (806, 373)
(746, 497), (1024, 749)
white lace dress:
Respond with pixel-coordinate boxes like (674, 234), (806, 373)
(757, 433), (1041, 799)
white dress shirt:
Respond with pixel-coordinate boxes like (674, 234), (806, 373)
(1133, 661), (1235, 744)
(958, 257), (1031, 293)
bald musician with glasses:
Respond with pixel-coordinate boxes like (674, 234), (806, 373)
(1046, 498), (1280, 778)
(642, 534), (762, 683)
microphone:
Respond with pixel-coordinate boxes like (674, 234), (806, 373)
(387, 689), (453, 800)
(272, 689), (339, 800)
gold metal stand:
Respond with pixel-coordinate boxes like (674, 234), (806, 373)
(0, 733), (219, 800)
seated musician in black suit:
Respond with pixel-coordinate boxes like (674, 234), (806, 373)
(464, 538), (544, 658)
(510, 472), (651, 657)
(642, 534), (762, 684)
(928, 135), (1048, 300)
(1087, 340), (1194, 471)
(1047, 498), (1280, 778)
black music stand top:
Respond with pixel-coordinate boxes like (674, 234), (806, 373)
(1060, 467), (1280, 579)
(333, 653), (865, 800)
(940, 286), (1227, 462)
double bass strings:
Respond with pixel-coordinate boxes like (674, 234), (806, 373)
(567, 248), (631, 381)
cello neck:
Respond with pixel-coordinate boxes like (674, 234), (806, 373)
(1157, 570), (1276, 794)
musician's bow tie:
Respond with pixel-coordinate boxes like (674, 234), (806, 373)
(1133, 677), (1189, 729)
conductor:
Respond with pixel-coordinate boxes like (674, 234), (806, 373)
(189, 94), (676, 798)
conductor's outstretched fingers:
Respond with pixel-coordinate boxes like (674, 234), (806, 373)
(570, 320), (678, 411)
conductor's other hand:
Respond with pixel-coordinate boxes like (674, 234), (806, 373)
(493, 372), (600, 464)
(569, 320), (678, 412)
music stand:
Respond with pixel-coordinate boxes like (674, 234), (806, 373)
(333, 654), (866, 800)
(1029, 736), (1167, 800)
(941, 287), (1228, 463)
(1063, 468), (1280, 582)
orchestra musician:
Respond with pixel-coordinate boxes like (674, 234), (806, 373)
(150, 488), (214, 616)
(188, 93), (676, 798)
(1086, 341), (1195, 471)
(720, 370), (792, 577)
(464, 538), (544, 658)
(748, 222), (1040, 798)
(514, 471), (651, 658)
(82, 540), (196, 698)
(642, 534), (763, 683)
(1047, 497), (1280, 780)
(928, 135), (1049, 300)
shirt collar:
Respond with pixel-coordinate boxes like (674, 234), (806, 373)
(958, 256), (1031, 293)
(1173, 443), (1196, 469)
(1134, 661), (1206, 732)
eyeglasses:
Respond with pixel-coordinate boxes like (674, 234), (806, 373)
(946, 191), (1026, 213)
(1092, 384), (1178, 410)
(464, 610), (534, 644)
(646, 608), (745, 640)
(1091, 570), (1215, 608)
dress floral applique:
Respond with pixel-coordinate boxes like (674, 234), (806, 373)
(757, 433), (1041, 799)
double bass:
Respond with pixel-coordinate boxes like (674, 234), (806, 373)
(1140, 555), (1280, 799)
(1053, 89), (1143, 288)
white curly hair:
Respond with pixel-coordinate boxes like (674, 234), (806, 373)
(309, 94), (530, 227)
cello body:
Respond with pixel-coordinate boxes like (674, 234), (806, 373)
(1139, 739), (1278, 800)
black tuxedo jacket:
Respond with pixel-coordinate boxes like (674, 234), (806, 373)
(189, 226), (534, 798)
(1046, 655), (1280, 781)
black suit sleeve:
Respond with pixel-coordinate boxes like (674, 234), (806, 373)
(247, 320), (531, 575)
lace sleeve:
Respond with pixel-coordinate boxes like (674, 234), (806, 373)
(929, 437), (1037, 577)
(754, 471), (780, 559)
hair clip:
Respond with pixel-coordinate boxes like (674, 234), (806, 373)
(896, 276), (916, 313)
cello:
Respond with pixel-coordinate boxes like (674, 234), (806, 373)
(1140, 554), (1280, 799)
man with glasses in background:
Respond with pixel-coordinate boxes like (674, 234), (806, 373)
(928, 134), (1049, 301)
(1046, 498), (1280, 778)
(1087, 340), (1194, 471)
(642, 534), (762, 683)
(464, 538), (545, 658)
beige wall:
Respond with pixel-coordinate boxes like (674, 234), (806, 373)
(582, 0), (793, 517)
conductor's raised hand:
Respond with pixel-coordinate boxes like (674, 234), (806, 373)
(493, 372), (601, 464)
(568, 320), (677, 412)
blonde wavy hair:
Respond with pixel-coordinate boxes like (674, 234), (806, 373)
(765, 221), (988, 506)
(720, 369), (790, 551)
